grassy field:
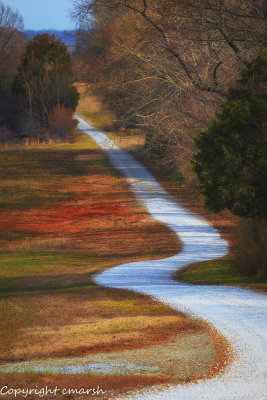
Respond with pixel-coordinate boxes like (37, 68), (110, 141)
(0, 131), (186, 359)
(0, 128), (222, 397)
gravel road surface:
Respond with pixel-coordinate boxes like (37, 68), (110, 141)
(76, 116), (267, 400)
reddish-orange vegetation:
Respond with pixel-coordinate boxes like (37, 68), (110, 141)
(0, 201), (137, 232)
(198, 323), (233, 382)
(0, 143), (232, 397)
(0, 169), (180, 257)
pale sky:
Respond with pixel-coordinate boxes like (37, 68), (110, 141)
(5, 0), (76, 30)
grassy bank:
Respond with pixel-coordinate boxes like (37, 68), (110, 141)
(174, 259), (267, 291)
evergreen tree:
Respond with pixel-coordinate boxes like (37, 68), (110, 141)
(193, 50), (267, 220)
(13, 34), (79, 131)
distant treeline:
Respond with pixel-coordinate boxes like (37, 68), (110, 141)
(24, 29), (76, 47)
(0, 2), (79, 144)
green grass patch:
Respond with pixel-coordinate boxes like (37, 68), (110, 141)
(0, 250), (111, 296)
(0, 250), (91, 278)
(175, 258), (267, 290)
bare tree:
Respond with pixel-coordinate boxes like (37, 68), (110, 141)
(0, 2), (23, 51)
(73, 0), (266, 184)
(74, 0), (265, 94)
(0, 1), (24, 92)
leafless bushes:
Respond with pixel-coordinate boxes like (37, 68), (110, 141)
(0, 1), (24, 89)
(48, 104), (74, 141)
(0, 2), (25, 144)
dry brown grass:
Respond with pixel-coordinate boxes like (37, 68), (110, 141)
(0, 136), (194, 367)
(0, 287), (200, 362)
(75, 83), (114, 129)
(0, 93), (232, 399)
(106, 130), (145, 151)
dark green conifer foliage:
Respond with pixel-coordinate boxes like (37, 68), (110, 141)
(193, 50), (267, 220)
(13, 34), (79, 128)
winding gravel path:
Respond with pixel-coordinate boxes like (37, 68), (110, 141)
(1, 117), (265, 399)
(76, 116), (267, 400)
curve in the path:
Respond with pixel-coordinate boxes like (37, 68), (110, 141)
(76, 116), (267, 400)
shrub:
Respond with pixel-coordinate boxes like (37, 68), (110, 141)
(48, 104), (74, 142)
(235, 218), (267, 278)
